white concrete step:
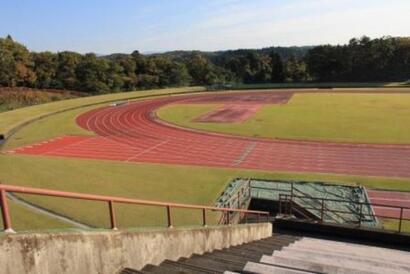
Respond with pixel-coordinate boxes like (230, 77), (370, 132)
(281, 245), (410, 270)
(260, 254), (375, 274)
(274, 248), (410, 274)
(243, 262), (316, 274)
(299, 238), (409, 254)
(294, 237), (410, 263)
(288, 241), (410, 266)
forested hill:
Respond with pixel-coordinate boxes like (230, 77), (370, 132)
(145, 46), (313, 61)
(0, 35), (409, 94)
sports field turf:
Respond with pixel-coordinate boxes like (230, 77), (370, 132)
(382, 219), (410, 233)
(1, 88), (410, 232)
(157, 93), (410, 144)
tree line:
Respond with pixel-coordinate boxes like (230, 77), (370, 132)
(0, 35), (409, 94)
(306, 36), (410, 82)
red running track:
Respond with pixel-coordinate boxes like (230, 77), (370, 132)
(367, 190), (410, 220)
(9, 91), (410, 178)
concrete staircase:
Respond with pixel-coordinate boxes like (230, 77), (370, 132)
(122, 234), (410, 274)
(247, 237), (410, 274)
(121, 233), (299, 274)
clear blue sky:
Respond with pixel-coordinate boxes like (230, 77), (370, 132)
(1, 0), (409, 54)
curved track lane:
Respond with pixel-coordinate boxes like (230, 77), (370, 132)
(11, 92), (410, 178)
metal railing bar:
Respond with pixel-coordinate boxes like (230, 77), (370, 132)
(280, 194), (410, 210)
(0, 184), (268, 215)
(291, 188), (351, 224)
(1, 184), (270, 232)
(278, 194), (410, 234)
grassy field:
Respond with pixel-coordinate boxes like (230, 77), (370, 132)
(2, 154), (410, 232)
(1, 88), (410, 232)
(381, 218), (410, 234)
(157, 93), (410, 144)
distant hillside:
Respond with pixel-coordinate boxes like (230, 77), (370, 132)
(145, 45), (313, 61)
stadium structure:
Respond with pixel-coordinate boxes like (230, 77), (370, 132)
(1, 89), (410, 273)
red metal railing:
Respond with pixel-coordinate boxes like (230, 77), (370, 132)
(0, 184), (269, 232)
(279, 194), (410, 233)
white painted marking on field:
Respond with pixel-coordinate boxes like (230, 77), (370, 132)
(370, 197), (409, 202)
(126, 140), (169, 161)
(232, 142), (257, 166)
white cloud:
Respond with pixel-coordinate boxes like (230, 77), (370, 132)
(137, 0), (410, 51)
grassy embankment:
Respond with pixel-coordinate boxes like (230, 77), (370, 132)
(0, 88), (82, 113)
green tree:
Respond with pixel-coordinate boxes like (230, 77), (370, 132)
(0, 35), (36, 87)
(33, 51), (58, 88)
(55, 51), (82, 89)
(75, 53), (110, 93)
(106, 61), (124, 92)
(285, 55), (308, 81)
(306, 45), (346, 81)
(186, 53), (220, 85)
(270, 52), (285, 82)
(168, 62), (192, 86)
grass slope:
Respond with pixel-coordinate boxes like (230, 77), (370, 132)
(157, 93), (410, 144)
(0, 200), (74, 231)
(0, 88), (80, 113)
(1, 154), (410, 232)
(4, 106), (96, 150)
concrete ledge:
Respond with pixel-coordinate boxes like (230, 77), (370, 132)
(0, 223), (272, 274)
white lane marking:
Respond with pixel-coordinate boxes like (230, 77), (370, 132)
(126, 140), (169, 161)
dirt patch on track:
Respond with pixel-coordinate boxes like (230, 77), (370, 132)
(191, 92), (293, 123)
(182, 92), (293, 104)
(195, 104), (262, 123)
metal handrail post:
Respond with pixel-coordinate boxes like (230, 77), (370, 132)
(108, 201), (117, 230)
(166, 206), (172, 228)
(358, 203), (363, 227)
(0, 190), (14, 233)
(202, 208), (207, 227)
(321, 198), (325, 222)
(399, 208), (404, 233)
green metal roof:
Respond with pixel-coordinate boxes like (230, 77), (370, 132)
(216, 178), (379, 227)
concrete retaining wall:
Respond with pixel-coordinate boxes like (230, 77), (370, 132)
(0, 223), (272, 274)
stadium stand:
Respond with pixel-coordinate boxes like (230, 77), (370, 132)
(216, 179), (379, 227)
